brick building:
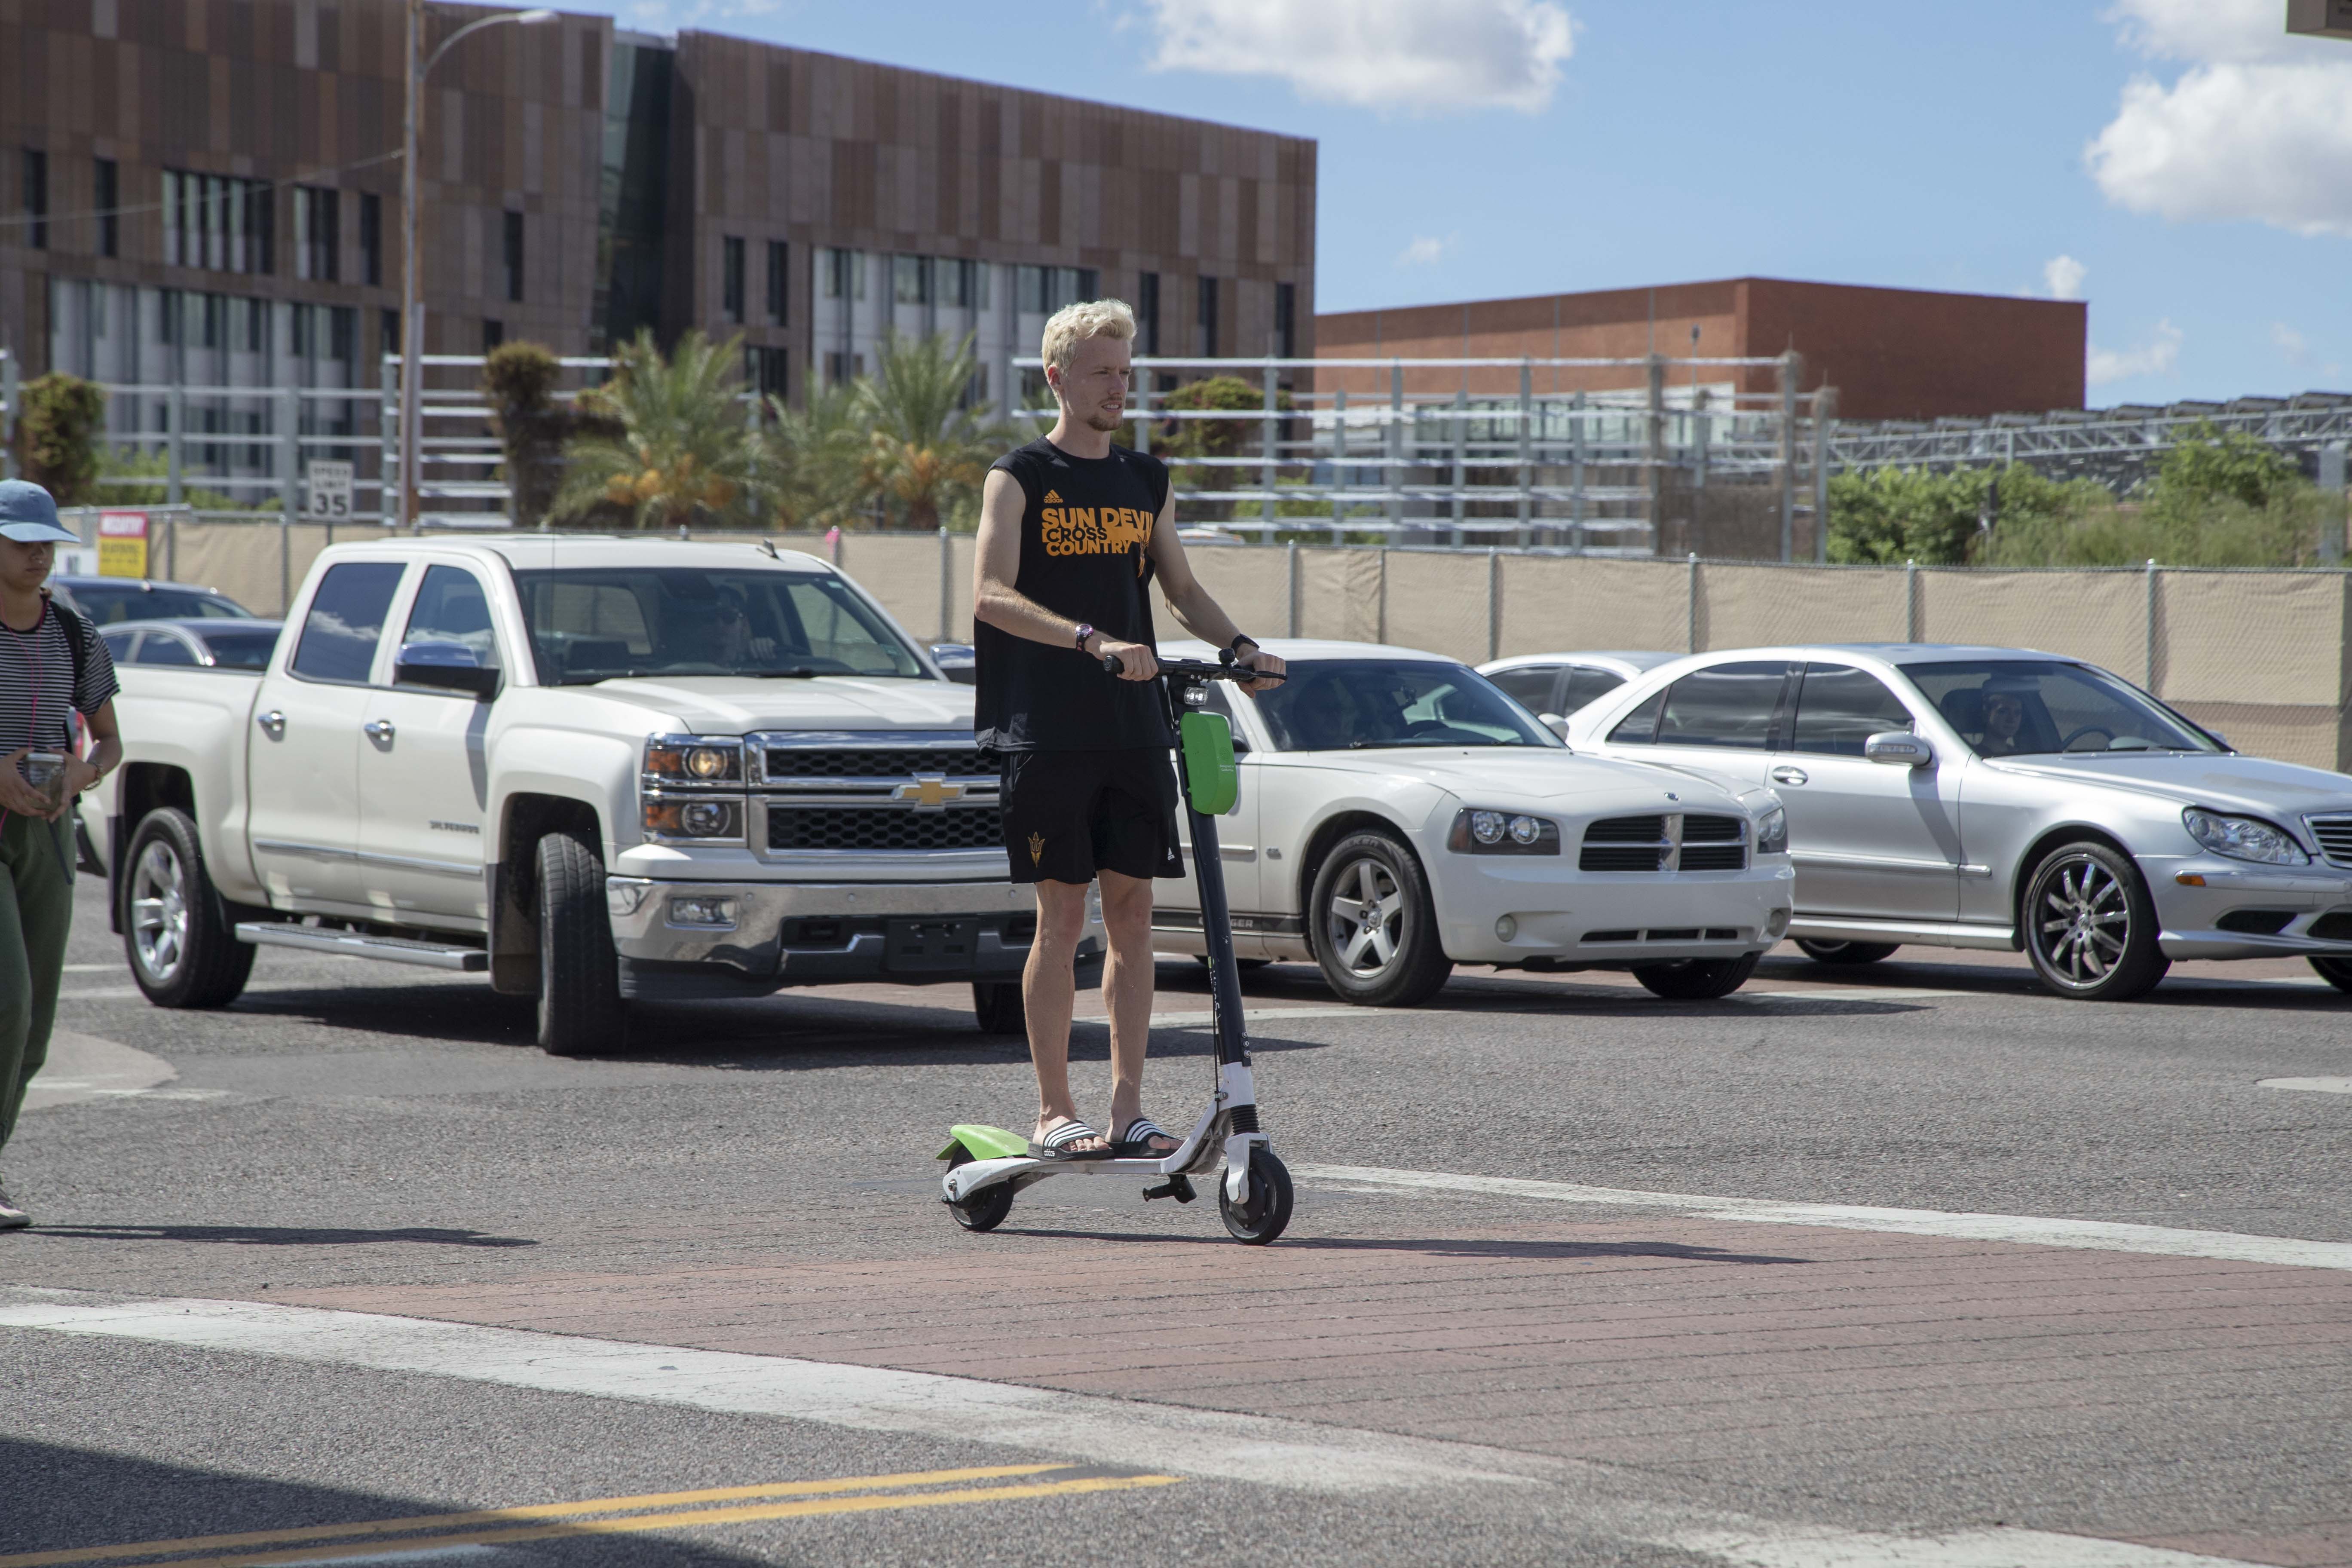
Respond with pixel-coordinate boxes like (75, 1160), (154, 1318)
(0, 0), (1315, 480)
(1315, 277), (2086, 422)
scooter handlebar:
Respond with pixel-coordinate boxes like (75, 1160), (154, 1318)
(1099, 650), (1281, 684)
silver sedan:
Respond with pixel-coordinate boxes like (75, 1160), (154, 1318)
(1565, 643), (2352, 1001)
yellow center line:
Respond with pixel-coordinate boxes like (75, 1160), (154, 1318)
(0, 1465), (1082, 1568)
(108, 1476), (1184, 1568)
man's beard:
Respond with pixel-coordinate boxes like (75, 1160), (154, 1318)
(1081, 404), (1124, 433)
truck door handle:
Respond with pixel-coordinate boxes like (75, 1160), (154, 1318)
(363, 719), (396, 744)
(257, 710), (285, 740)
(1770, 766), (1809, 786)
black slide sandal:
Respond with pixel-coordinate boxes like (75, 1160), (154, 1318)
(1029, 1120), (1109, 1160)
(1112, 1117), (1178, 1158)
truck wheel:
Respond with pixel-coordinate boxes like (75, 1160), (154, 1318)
(1308, 830), (1452, 1008)
(1632, 952), (1761, 1001)
(121, 808), (255, 1009)
(973, 980), (1026, 1035)
(536, 830), (627, 1057)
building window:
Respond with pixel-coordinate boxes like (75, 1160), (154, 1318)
(1197, 275), (1219, 358)
(1274, 281), (1296, 360)
(291, 302), (313, 358)
(940, 258), (988, 312)
(358, 193), (382, 287)
(1017, 265), (1045, 314)
(824, 350), (863, 386)
(295, 187), (340, 282)
(329, 306), (356, 365)
(380, 306), (400, 362)
(160, 290), (182, 346)
(892, 254), (928, 306)
(822, 247), (862, 300)
(747, 344), (787, 398)
(766, 240), (787, 324)
(483, 318), (505, 352)
(94, 158), (118, 258)
(722, 235), (745, 322)
(1137, 272), (1160, 356)
(245, 296), (266, 353)
(503, 211), (524, 303)
(21, 149), (47, 249)
(162, 170), (273, 275)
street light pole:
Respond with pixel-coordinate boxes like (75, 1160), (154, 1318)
(398, 5), (555, 533)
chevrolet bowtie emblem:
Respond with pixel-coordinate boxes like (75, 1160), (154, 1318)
(897, 774), (963, 808)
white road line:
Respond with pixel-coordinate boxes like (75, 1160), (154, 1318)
(2260, 1077), (2352, 1094)
(22, 1031), (175, 1112)
(1296, 1163), (2352, 1273)
(0, 1291), (2268, 1567)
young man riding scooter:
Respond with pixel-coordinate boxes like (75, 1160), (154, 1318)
(972, 299), (1284, 1161)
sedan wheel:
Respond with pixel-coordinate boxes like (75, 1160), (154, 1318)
(1307, 831), (1452, 1007)
(2022, 841), (2168, 1001)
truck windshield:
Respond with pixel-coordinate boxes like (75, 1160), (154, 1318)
(512, 568), (925, 684)
(1250, 660), (1558, 751)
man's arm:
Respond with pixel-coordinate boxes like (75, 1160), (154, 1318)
(972, 469), (1158, 681)
(1142, 491), (1286, 692)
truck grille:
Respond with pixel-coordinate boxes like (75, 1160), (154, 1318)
(2306, 813), (2352, 869)
(767, 804), (1003, 852)
(1579, 813), (1746, 873)
(760, 745), (993, 781)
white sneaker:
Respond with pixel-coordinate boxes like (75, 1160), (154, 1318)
(0, 1187), (28, 1230)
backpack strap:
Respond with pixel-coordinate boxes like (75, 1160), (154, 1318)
(45, 594), (91, 712)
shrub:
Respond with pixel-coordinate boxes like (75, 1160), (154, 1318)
(1828, 463), (2105, 565)
(481, 341), (584, 529)
(15, 372), (107, 506)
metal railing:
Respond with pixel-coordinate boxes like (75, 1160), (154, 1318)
(1829, 392), (2352, 489)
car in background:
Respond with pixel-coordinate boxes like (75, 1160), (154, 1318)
(927, 642), (977, 684)
(1151, 638), (1794, 1005)
(1479, 651), (1682, 733)
(52, 576), (257, 625)
(100, 619), (283, 672)
(1568, 643), (2352, 1001)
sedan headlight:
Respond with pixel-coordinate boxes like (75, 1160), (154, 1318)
(1755, 805), (1788, 856)
(1448, 808), (1561, 855)
(2183, 808), (2307, 865)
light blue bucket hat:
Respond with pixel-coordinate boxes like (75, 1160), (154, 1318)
(0, 480), (80, 544)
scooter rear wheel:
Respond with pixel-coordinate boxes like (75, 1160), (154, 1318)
(944, 1147), (1014, 1233)
(1219, 1148), (1293, 1244)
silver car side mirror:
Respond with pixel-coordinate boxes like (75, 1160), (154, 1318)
(1866, 731), (1932, 768)
(1539, 712), (1568, 739)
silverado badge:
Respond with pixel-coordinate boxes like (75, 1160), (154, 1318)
(1028, 832), (1045, 866)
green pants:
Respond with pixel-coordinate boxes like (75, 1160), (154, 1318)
(0, 810), (74, 1161)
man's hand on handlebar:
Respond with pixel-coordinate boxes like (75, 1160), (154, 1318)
(1096, 637), (1159, 681)
(1234, 647), (1286, 693)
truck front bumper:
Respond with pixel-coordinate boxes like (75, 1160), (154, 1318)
(604, 876), (1102, 1000)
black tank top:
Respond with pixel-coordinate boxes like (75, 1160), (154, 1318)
(975, 437), (1175, 753)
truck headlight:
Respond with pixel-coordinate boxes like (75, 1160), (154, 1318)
(1448, 808), (1560, 855)
(643, 734), (743, 784)
(1755, 806), (1788, 856)
(643, 798), (744, 843)
(2184, 808), (2307, 865)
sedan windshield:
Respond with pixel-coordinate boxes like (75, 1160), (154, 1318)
(512, 568), (924, 684)
(1250, 660), (1556, 751)
(196, 627), (281, 670)
(1899, 659), (2220, 757)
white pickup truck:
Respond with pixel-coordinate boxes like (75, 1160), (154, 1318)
(79, 536), (1097, 1054)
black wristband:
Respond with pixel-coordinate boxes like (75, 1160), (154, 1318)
(1229, 635), (1258, 656)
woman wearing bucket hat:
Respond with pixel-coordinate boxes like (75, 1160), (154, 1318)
(0, 478), (121, 1230)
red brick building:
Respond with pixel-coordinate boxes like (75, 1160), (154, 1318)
(1314, 277), (2085, 422)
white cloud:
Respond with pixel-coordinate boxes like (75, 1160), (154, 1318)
(2087, 319), (2184, 386)
(1144, 0), (1576, 114)
(2042, 254), (2087, 300)
(1396, 233), (1456, 267)
(2087, 3), (2352, 237)
(2273, 322), (2311, 364)
(625, 0), (778, 28)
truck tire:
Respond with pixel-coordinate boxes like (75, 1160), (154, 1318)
(973, 980), (1026, 1035)
(536, 830), (627, 1057)
(121, 807), (256, 1009)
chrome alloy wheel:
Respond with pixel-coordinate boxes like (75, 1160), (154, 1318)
(129, 839), (191, 984)
(1324, 854), (1406, 979)
(2030, 851), (2131, 990)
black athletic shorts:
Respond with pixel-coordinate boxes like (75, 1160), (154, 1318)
(999, 746), (1182, 885)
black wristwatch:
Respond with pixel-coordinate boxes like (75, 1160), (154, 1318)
(1074, 622), (1096, 652)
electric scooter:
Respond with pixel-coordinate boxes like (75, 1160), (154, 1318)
(937, 648), (1292, 1245)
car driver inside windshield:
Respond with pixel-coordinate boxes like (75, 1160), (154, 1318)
(1978, 687), (2028, 757)
(714, 587), (777, 667)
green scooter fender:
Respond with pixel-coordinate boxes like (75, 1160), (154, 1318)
(938, 1123), (1031, 1162)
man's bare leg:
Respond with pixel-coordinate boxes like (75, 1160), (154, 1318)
(1099, 870), (1176, 1153)
(1024, 879), (1105, 1152)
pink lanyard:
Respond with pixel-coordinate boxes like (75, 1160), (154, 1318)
(3, 601), (46, 838)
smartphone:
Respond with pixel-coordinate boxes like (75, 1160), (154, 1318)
(21, 752), (66, 812)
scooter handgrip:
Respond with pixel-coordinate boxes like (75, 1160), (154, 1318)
(1100, 652), (1126, 675)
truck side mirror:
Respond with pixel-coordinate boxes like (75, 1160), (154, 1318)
(396, 640), (499, 701)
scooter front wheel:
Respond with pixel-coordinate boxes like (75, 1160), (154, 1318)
(1219, 1148), (1293, 1244)
(944, 1147), (1014, 1233)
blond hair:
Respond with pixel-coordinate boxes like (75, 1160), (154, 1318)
(1041, 298), (1136, 377)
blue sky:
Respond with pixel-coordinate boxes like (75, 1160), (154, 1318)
(567, 0), (2352, 407)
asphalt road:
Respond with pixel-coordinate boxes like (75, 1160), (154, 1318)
(7, 873), (2349, 1566)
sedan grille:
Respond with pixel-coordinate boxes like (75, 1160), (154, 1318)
(1578, 813), (1747, 873)
(767, 804), (1003, 853)
(2306, 813), (2352, 870)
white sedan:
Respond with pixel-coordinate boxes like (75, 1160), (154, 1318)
(1150, 640), (1796, 1004)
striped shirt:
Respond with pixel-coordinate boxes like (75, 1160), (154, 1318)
(0, 594), (119, 757)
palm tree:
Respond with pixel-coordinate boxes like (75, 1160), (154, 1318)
(553, 329), (758, 530)
(857, 331), (1016, 530)
(758, 377), (869, 530)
